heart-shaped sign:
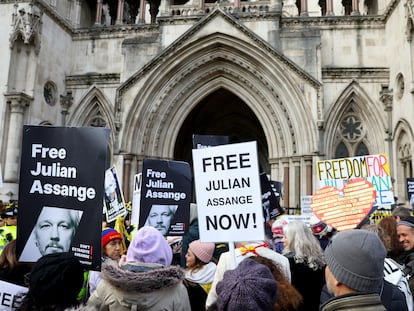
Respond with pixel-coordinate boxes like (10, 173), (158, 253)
(311, 178), (376, 231)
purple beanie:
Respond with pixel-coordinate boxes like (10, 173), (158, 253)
(126, 226), (172, 265)
(216, 258), (277, 311)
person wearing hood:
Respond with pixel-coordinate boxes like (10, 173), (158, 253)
(87, 226), (191, 310)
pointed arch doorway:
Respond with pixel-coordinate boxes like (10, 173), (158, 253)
(174, 88), (269, 173)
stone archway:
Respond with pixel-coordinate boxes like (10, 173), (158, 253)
(174, 88), (269, 173)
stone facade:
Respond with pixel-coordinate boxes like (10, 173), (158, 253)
(0, 0), (413, 209)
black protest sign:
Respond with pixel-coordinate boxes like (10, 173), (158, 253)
(16, 126), (109, 271)
(139, 159), (192, 236)
(260, 173), (283, 221)
(192, 134), (229, 149)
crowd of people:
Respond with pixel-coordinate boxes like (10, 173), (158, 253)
(1, 199), (414, 310)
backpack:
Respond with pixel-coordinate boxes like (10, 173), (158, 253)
(384, 257), (413, 311)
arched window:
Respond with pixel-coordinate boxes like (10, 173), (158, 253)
(334, 104), (369, 158)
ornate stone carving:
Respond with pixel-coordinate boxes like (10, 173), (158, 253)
(9, 2), (43, 53)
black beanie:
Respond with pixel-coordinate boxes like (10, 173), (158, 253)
(29, 252), (83, 306)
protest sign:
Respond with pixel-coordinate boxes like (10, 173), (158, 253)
(0, 280), (27, 310)
(104, 166), (126, 223)
(192, 134), (229, 149)
(139, 158), (192, 236)
(316, 154), (394, 206)
(407, 178), (414, 208)
(192, 141), (264, 242)
(301, 195), (313, 216)
(260, 173), (283, 222)
(16, 125), (110, 270)
(311, 178), (376, 231)
(131, 173), (141, 228)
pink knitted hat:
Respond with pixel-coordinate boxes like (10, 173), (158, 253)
(189, 240), (215, 263)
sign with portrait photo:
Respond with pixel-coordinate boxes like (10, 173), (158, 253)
(139, 158), (192, 236)
(104, 166), (126, 223)
(16, 126), (110, 271)
(192, 134), (229, 149)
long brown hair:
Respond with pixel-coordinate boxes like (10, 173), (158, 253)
(378, 216), (404, 259)
(250, 255), (303, 311)
(0, 240), (18, 270)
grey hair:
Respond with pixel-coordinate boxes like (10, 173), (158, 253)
(282, 220), (326, 270)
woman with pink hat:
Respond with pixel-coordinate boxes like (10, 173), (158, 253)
(184, 239), (217, 311)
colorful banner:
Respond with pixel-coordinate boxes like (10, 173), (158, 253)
(139, 159), (192, 236)
(316, 154), (394, 206)
(16, 126), (109, 270)
(192, 141), (264, 242)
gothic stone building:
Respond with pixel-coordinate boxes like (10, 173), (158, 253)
(1, 0), (414, 209)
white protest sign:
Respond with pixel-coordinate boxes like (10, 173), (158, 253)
(192, 141), (264, 242)
(301, 195), (313, 216)
(0, 280), (27, 310)
(131, 173), (141, 227)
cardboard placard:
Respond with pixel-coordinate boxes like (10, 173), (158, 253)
(311, 179), (376, 231)
(104, 166), (126, 223)
(192, 141), (264, 242)
(16, 125), (109, 270)
(0, 280), (27, 310)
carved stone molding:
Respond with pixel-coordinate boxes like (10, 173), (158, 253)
(9, 2), (43, 53)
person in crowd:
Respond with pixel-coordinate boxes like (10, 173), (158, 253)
(320, 230), (387, 310)
(184, 239), (217, 311)
(309, 215), (334, 250)
(87, 226), (191, 310)
(88, 227), (123, 295)
(250, 255), (303, 311)
(205, 239), (290, 310)
(16, 252), (84, 311)
(0, 240), (31, 286)
(23, 206), (82, 261)
(215, 257), (278, 311)
(145, 204), (178, 236)
(181, 203), (200, 267)
(396, 215), (414, 295)
(321, 224), (410, 311)
(271, 218), (288, 254)
(378, 216), (404, 260)
(0, 202), (18, 253)
(393, 205), (412, 222)
(282, 220), (325, 311)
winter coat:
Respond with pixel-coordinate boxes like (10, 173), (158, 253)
(185, 262), (216, 311)
(87, 261), (191, 311)
(320, 292), (386, 311)
(320, 280), (408, 311)
(284, 252), (325, 311)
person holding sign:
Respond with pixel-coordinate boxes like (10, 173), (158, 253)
(144, 204), (178, 236)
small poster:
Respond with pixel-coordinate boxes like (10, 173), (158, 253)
(407, 178), (414, 208)
(192, 134), (229, 149)
(192, 141), (264, 242)
(139, 158), (192, 236)
(260, 173), (283, 222)
(16, 125), (109, 270)
(131, 173), (142, 228)
(104, 166), (126, 223)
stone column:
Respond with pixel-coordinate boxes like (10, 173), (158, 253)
(138, 0), (146, 23)
(115, 0), (124, 24)
(269, 158), (280, 182)
(351, 0), (360, 15)
(293, 157), (301, 208)
(3, 93), (32, 182)
(326, 0), (334, 16)
(282, 158), (290, 209)
(300, 0), (308, 16)
(123, 155), (132, 202)
(95, 0), (103, 24)
(304, 155), (313, 195)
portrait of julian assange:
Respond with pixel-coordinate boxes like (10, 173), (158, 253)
(144, 204), (178, 236)
(19, 206), (83, 262)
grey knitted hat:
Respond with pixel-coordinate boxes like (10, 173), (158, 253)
(324, 230), (386, 292)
